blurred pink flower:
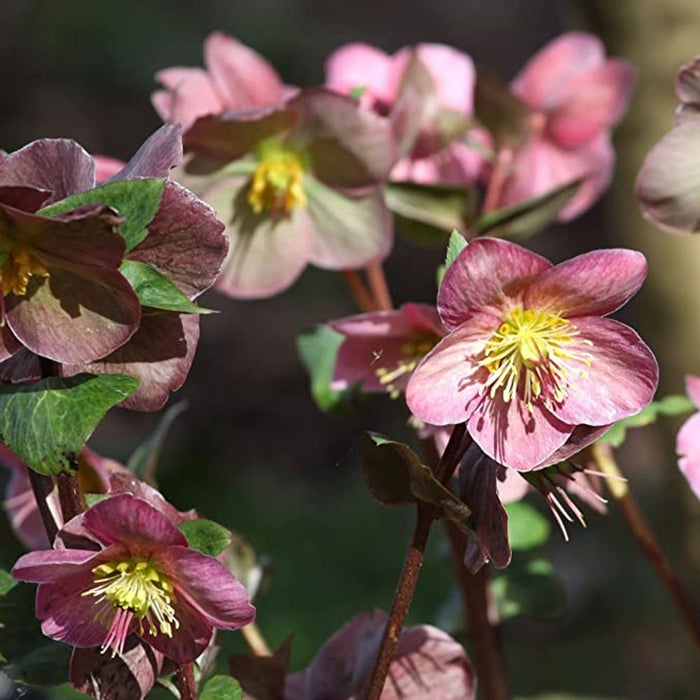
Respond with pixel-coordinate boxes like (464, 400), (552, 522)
(496, 32), (635, 220)
(406, 238), (658, 471)
(676, 375), (700, 499)
(152, 32), (287, 131)
(12, 493), (254, 663)
(326, 42), (484, 187)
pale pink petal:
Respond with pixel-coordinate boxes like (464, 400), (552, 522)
(677, 411), (700, 499)
(497, 467), (530, 504)
(545, 317), (658, 426)
(512, 32), (606, 111)
(437, 238), (551, 331)
(93, 155), (125, 183)
(390, 141), (484, 186)
(686, 375), (700, 409)
(523, 248), (647, 318)
(676, 57), (700, 106)
(413, 44), (476, 115)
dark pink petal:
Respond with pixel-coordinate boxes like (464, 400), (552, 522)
(0, 325), (23, 363)
(0, 139), (95, 202)
(63, 312), (200, 412)
(537, 424), (611, 469)
(0, 185), (51, 213)
(204, 32), (285, 110)
(127, 181), (227, 298)
(686, 375), (700, 409)
(437, 238), (550, 331)
(105, 124), (183, 182)
(406, 314), (499, 425)
(205, 176), (313, 299)
(152, 68), (224, 132)
(12, 548), (97, 583)
(81, 494), (188, 554)
(306, 180), (392, 269)
(523, 248), (647, 318)
(545, 317), (658, 426)
(0, 347), (41, 383)
(155, 546), (255, 629)
(467, 394), (573, 471)
(93, 156), (126, 183)
(512, 32), (605, 111)
(677, 411), (700, 500)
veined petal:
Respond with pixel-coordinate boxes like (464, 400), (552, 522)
(537, 423), (612, 469)
(438, 237), (551, 331)
(545, 317), (658, 427)
(0, 185), (52, 213)
(93, 156), (125, 183)
(523, 248), (647, 318)
(12, 548), (98, 583)
(677, 411), (700, 500)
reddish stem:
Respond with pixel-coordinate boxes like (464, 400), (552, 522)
(56, 460), (87, 522)
(365, 262), (393, 311)
(342, 269), (377, 313)
(27, 469), (59, 543)
(482, 148), (513, 215)
(174, 662), (197, 700)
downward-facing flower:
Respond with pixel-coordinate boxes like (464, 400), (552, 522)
(178, 88), (395, 298)
(326, 42), (484, 187)
(152, 31), (287, 131)
(329, 303), (445, 397)
(12, 493), (255, 663)
(406, 238), (658, 471)
(676, 375), (700, 499)
(494, 32), (635, 221)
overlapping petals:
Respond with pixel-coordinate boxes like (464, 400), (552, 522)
(406, 238), (658, 471)
(676, 375), (700, 499)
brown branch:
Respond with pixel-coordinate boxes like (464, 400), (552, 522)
(365, 262), (393, 311)
(56, 459), (87, 522)
(27, 469), (59, 543)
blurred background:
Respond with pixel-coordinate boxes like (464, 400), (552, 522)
(1, 0), (699, 697)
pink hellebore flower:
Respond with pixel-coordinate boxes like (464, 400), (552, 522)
(326, 42), (484, 186)
(12, 493), (255, 664)
(676, 375), (700, 499)
(152, 31), (287, 132)
(497, 32), (635, 221)
(406, 238), (658, 471)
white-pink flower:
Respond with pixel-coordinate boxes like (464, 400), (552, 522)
(676, 375), (700, 500)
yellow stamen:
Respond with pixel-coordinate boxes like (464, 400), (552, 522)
(247, 149), (307, 216)
(376, 335), (439, 398)
(1, 244), (49, 297)
(478, 306), (592, 411)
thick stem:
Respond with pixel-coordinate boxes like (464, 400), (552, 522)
(365, 262), (393, 311)
(174, 662), (197, 700)
(363, 506), (433, 700)
(591, 441), (700, 649)
(444, 521), (510, 700)
(56, 459), (87, 522)
(241, 621), (272, 657)
(482, 148), (513, 215)
(341, 270), (377, 313)
(27, 469), (59, 543)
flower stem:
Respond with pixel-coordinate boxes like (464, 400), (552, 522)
(482, 148), (513, 215)
(56, 458), (87, 522)
(174, 662), (197, 700)
(365, 262), (393, 311)
(342, 269), (377, 313)
(591, 441), (700, 649)
(241, 621), (272, 656)
(27, 469), (59, 543)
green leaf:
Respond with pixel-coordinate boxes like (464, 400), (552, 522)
(127, 401), (188, 480)
(505, 501), (550, 551)
(200, 675), (243, 700)
(437, 229), (468, 288)
(179, 519), (232, 557)
(348, 85), (367, 100)
(359, 433), (471, 527)
(39, 179), (166, 251)
(297, 325), (353, 413)
(0, 569), (17, 596)
(119, 260), (214, 314)
(475, 179), (583, 241)
(0, 374), (139, 475)
(602, 394), (695, 448)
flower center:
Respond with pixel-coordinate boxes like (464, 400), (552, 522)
(82, 557), (179, 656)
(0, 243), (49, 297)
(376, 334), (440, 398)
(247, 144), (307, 217)
(478, 306), (592, 411)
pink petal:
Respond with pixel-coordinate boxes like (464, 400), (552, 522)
(676, 57), (700, 106)
(537, 424), (611, 469)
(0, 185), (52, 213)
(437, 238), (551, 331)
(677, 412), (700, 500)
(93, 155), (125, 183)
(497, 467), (530, 504)
(544, 317), (658, 427)
(523, 248), (647, 318)
(390, 141), (484, 187)
(204, 32), (284, 110)
(686, 375), (700, 409)
(12, 548), (98, 583)
(512, 32), (605, 111)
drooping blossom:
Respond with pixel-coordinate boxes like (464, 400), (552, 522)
(152, 31), (287, 132)
(326, 42), (484, 187)
(285, 610), (476, 699)
(406, 238), (658, 471)
(0, 125), (228, 410)
(676, 375), (700, 499)
(492, 32), (635, 221)
(12, 493), (255, 663)
(636, 57), (700, 232)
(175, 88), (395, 298)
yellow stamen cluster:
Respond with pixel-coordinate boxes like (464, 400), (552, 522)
(247, 152), (307, 216)
(83, 557), (179, 640)
(479, 306), (592, 411)
(376, 335), (439, 398)
(1, 245), (49, 297)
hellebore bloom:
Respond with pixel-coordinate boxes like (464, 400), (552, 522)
(12, 493), (255, 663)
(329, 303), (445, 397)
(326, 42), (484, 186)
(495, 32), (635, 221)
(0, 125), (228, 410)
(406, 238), (658, 471)
(676, 375), (700, 499)
(285, 610), (476, 699)
(178, 88), (395, 298)
(636, 57), (700, 232)
(152, 31), (287, 131)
